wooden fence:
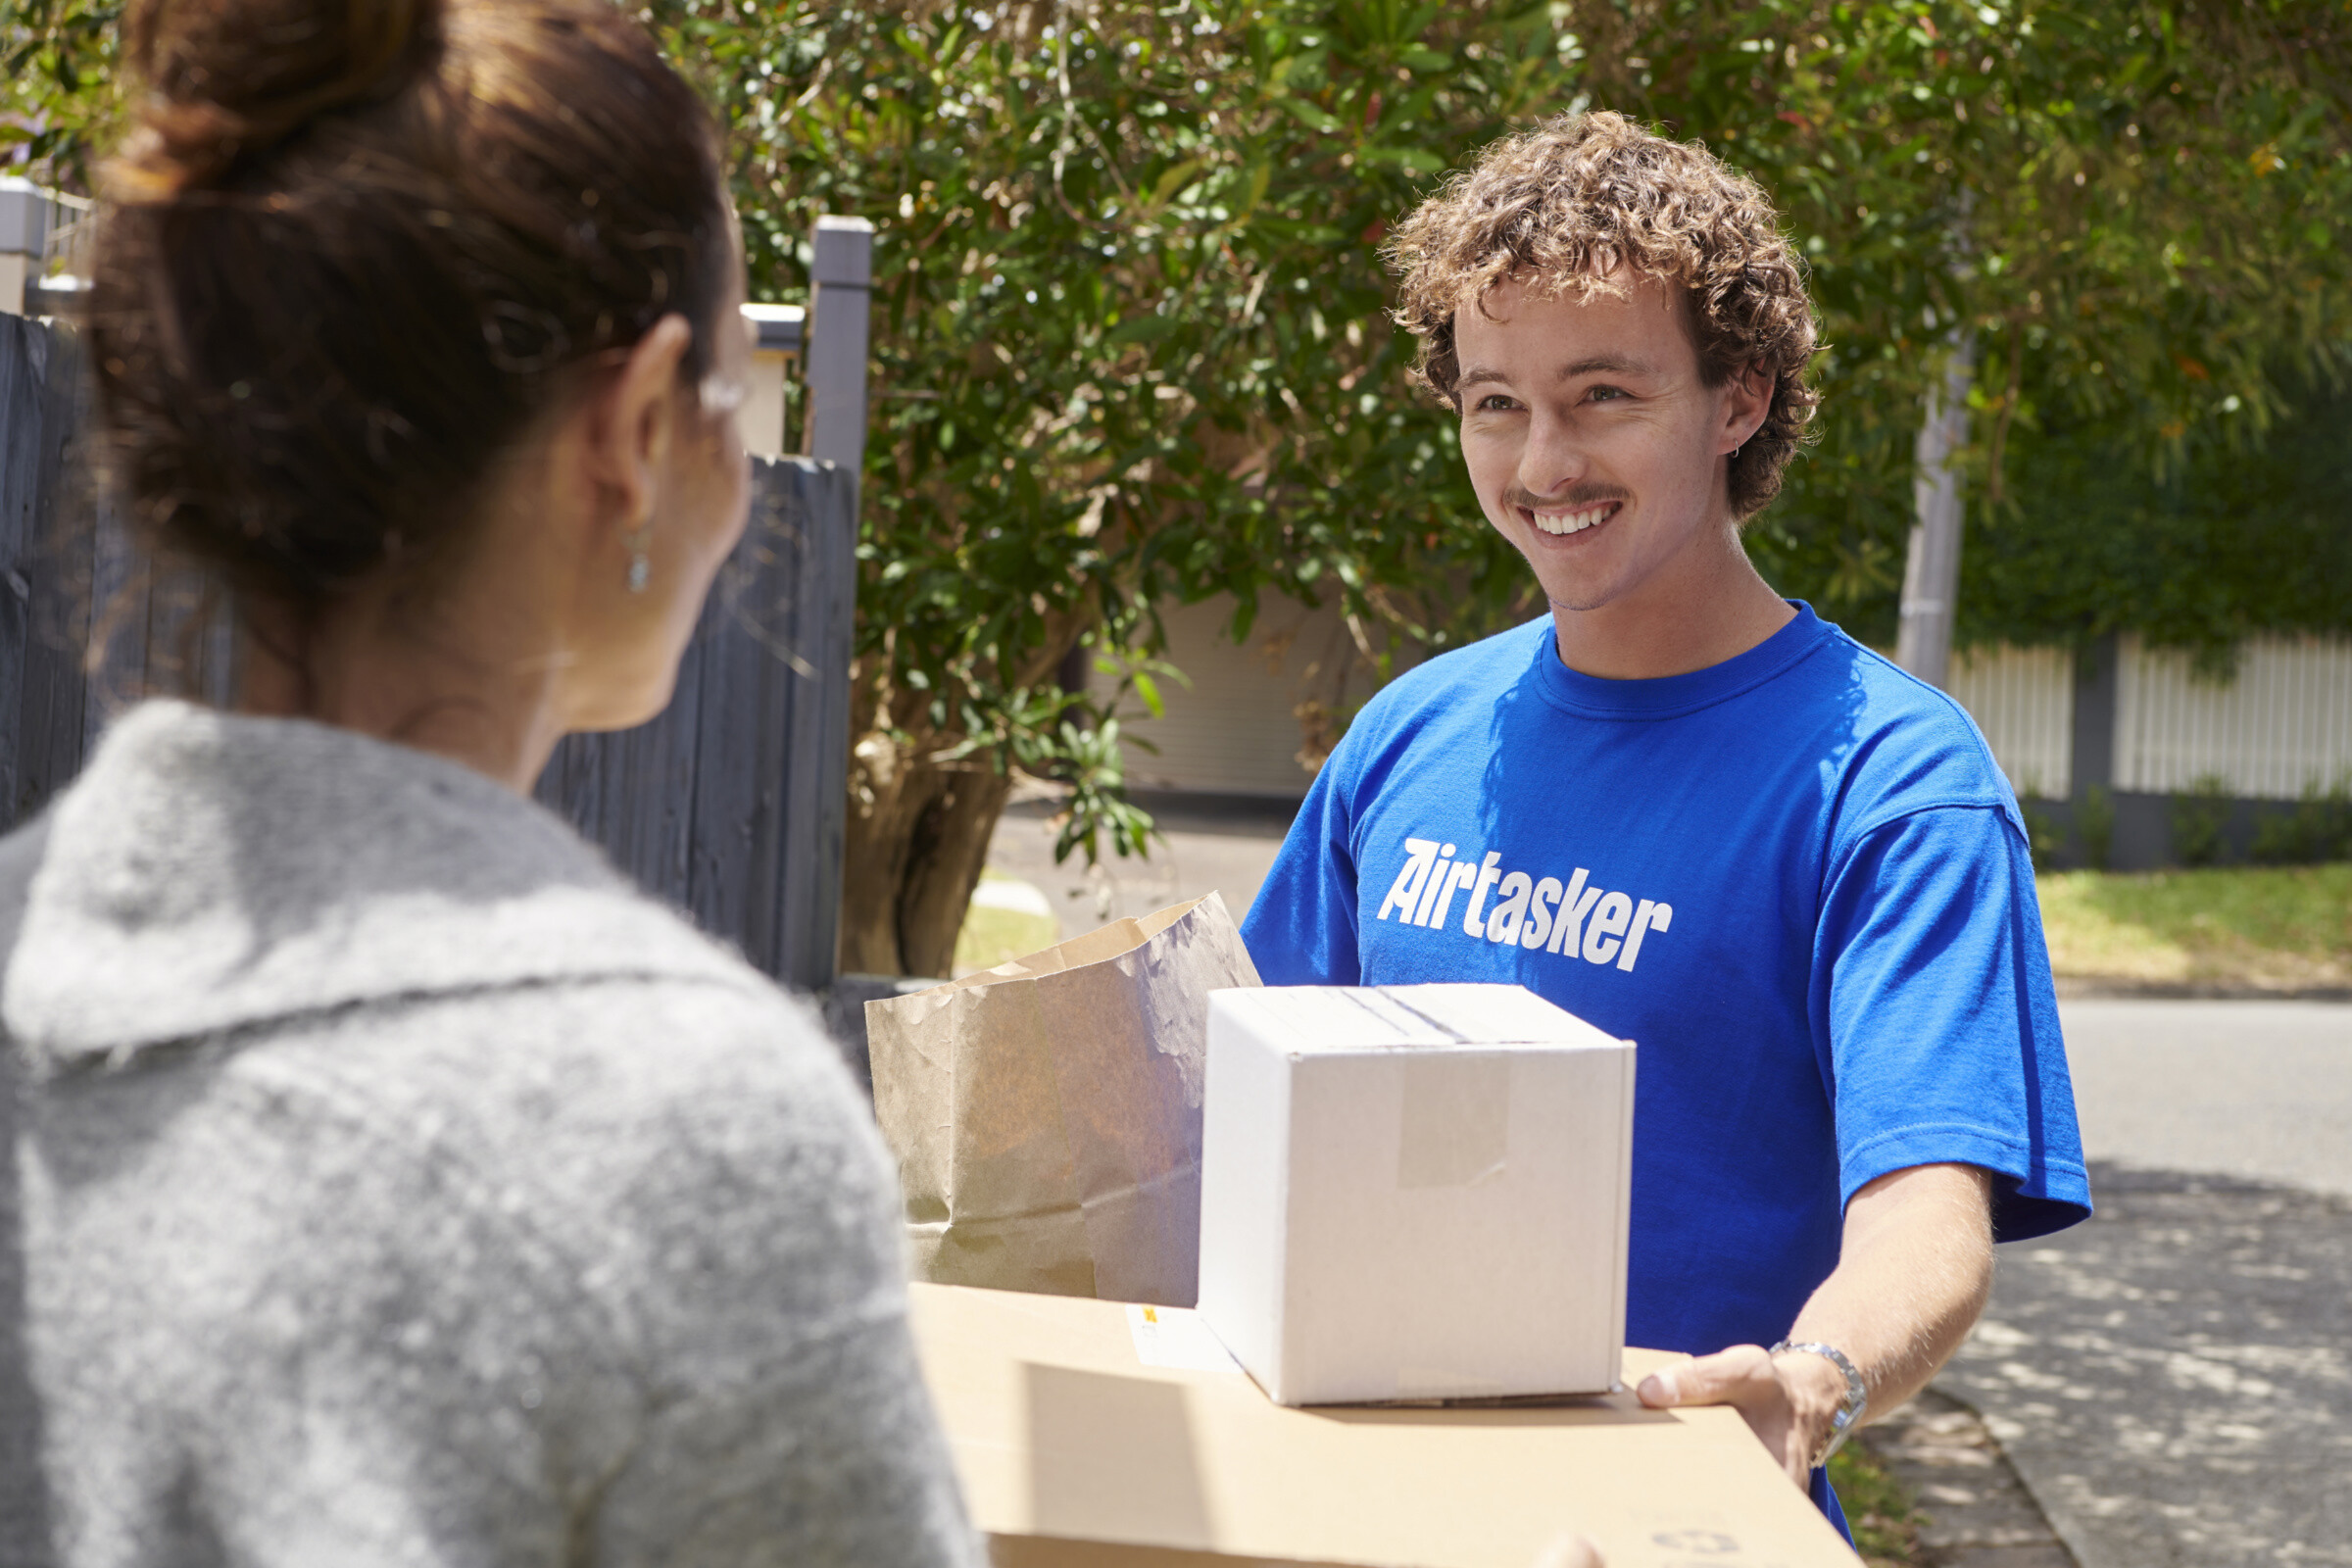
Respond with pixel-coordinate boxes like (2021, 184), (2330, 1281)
(0, 300), (859, 996)
(532, 458), (856, 992)
(0, 312), (92, 829)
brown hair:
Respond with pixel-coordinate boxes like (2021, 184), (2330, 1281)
(1386, 111), (1820, 517)
(87, 0), (733, 619)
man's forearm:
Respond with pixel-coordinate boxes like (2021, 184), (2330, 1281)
(1636, 1160), (1995, 1486)
(1778, 1162), (1994, 1446)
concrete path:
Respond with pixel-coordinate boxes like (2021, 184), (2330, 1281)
(1934, 999), (2352, 1568)
(1855, 1390), (2074, 1567)
(1939, 1163), (2352, 1568)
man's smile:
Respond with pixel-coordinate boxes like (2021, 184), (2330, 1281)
(1522, 500), (1623, 538)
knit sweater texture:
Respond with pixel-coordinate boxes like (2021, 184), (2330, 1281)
(0, 701), (980, 1568)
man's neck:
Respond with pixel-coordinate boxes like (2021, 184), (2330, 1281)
(1548, 526), (1797, 681)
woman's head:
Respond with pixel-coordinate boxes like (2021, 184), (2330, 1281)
(89, 0), (749, 745)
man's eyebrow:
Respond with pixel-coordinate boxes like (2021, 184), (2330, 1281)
(1554, 353), (1655, 378)
(1454, 355), (1657, 390)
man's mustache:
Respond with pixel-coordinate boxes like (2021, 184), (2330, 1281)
(1505, 484), (1630, 512)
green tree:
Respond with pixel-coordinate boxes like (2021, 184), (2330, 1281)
(14, 0), (2349, 976)
(1966, 368), (2352, 658)
(1550, 1), (2352, 649)
(2, 0), (122, 186)
(669, 0), (1570, 975)
(684, 0), (2351, 974)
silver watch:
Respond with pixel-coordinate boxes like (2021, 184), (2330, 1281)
(1769, 1340), (1869, 1468)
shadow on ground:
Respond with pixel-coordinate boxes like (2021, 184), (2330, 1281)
(1937, 1163), (2352, 1568)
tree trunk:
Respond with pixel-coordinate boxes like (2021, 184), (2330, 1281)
(837, 614), (1093, 978)
(839, 729), (1015, 979)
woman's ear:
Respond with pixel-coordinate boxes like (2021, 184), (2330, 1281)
(583, 315), (696, 527)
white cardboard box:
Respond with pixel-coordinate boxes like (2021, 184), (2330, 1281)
(1198, 983), (1635, 1406)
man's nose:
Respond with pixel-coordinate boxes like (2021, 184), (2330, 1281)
(1519, 409), (1590, 498)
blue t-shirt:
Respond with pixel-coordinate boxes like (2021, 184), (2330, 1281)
(1242, 603), (2090, 1360)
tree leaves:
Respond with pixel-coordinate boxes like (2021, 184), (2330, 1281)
(16, 0), (2342, 840)
(664, 0), (1562, 859)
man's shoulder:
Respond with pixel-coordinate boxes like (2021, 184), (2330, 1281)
(1794, 630), (2020, 826)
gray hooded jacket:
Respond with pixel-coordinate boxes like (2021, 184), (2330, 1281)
(0, 702), (980, 1568)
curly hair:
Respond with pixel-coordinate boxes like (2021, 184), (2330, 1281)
(1386, 111), (1821, 518)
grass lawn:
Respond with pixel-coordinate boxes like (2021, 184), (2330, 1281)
(952, 870), (1062, 976)
(1829, 1446), (1924, 1566)
(2037, 862), (2351, 991)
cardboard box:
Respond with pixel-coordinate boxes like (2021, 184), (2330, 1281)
(907, 1282), (1860, 1568)
(1198, 984), (1634, 1406)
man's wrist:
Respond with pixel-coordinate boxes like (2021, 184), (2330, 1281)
(1768, 1341), (1869, 1467)
(1774, 1347), (1851, 1437)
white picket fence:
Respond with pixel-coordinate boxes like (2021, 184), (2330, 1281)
(1106, 598), (2352, 808)
(1911, 636), (2352, 802)
(1945, 645), (2077, 800)
(2113, 636), (2352, 798)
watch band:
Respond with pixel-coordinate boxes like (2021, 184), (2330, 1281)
(1769, 1340), (1869, 1468)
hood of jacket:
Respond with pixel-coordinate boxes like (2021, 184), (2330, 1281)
(4, 701), (759, 1074)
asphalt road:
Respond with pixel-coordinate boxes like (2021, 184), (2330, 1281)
(2056, 998), (2352, 1198)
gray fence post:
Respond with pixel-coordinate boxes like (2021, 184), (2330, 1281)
(0, 313), (86, 830)
(794, 216), (873, 992)
(806, 217), (873, 476)
(0, 180), (53, 318)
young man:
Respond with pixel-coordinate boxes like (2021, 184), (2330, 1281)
(1240, 113), (2088, 1529)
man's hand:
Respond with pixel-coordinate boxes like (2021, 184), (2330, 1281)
(1633, 1163), (1995, 1489)
(1635, 1344), (1854, 1489)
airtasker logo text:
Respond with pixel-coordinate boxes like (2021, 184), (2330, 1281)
(1374, 836), (1674, 973)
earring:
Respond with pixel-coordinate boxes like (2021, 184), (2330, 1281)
(624, 514), (652, 594)
(1731, 443), (1743, 462)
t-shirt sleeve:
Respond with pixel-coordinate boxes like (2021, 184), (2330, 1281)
(1814, 804), (2090, 1243)
(1239, 759), (1363, 986)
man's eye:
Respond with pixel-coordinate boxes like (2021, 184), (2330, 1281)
(1475, 393), (1518, 412)
(1589, 385), (1630, 403)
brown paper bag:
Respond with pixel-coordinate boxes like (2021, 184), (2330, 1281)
(866, 892), (1260, 1306)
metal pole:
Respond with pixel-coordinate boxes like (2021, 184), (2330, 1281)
(1895, 332), (1974, 689)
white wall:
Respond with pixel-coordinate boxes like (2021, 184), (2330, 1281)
(1093, 593), (1385, 799)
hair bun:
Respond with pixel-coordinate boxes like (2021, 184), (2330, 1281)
(119, 0), (444, 194)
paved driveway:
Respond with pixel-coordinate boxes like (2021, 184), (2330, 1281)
(983, 794), (1294, 935)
